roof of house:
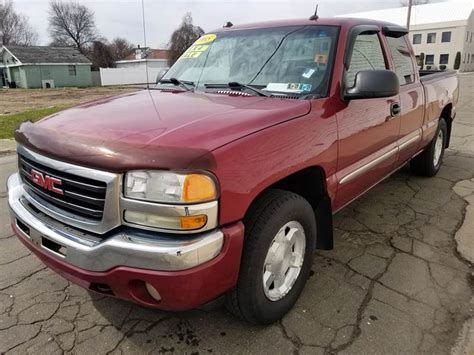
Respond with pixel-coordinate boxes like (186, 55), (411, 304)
(3, 45), (91, 64)
(124, 48), (169, 61)
(338, 1), (474, 27)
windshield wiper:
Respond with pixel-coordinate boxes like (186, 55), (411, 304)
(158, 77), (194, 91)
(204, 82), (270, 97)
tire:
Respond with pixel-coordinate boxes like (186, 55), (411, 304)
(225, 189), (316, 324)
(410, 118), (447, 177)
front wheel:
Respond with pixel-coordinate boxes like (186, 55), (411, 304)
(410, 118), (447, 177)
(225, 189), (316, 324)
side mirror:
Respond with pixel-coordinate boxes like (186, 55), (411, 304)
(344, 70), (399, 100)
(155, 68), (169, 83)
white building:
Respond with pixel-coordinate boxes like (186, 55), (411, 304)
(100, 47), (169, 86)
(339, 1), (474, 72)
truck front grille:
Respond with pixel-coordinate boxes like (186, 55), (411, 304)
(18, 154), (107, 221)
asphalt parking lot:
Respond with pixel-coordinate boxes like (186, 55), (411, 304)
(1, 74), (473, 354)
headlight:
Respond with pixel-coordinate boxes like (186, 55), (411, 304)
(125, 171), (217, 204)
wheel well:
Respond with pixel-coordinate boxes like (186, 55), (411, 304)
(440, 104), (453, 148)
(250, 166), (334, 250)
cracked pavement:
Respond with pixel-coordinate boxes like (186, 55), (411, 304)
(1, 73), (473, 354)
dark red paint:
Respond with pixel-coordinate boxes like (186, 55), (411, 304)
(14, 17), (458, 309)
(13, 222), (245, 310)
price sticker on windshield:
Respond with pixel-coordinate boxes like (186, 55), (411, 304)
(182, 44), (210, 59)
(195, 34), (217, 45)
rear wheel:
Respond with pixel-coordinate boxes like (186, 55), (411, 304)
(225, 189), (316, 324)
(410, 118), (447, 177)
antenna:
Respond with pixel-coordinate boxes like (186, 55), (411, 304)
(309, 4), (319, 21)
(141, 0), (150, 89)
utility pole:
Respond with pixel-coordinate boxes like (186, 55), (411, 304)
(406, 0), (413, 31)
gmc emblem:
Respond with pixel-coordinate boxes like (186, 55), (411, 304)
(30, 169), (64, 195)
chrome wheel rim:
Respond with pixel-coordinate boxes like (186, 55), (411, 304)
(433, 130), (444, 167)
(263, 221), (306, 302)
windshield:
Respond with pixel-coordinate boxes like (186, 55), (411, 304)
(161, 25), (339, 98)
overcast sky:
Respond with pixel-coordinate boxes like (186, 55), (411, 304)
(12, 0), (448, 48)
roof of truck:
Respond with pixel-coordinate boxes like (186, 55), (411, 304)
(211, 17), (400, 33)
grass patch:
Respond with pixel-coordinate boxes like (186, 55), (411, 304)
(0, 106), (66, 139)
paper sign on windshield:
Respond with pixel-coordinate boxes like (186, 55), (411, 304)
(265, 83), (313, 93)
(195, 34), (217, 45)
(182, 44), (210, 59)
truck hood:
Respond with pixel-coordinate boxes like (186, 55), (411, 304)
(16, 89), (311, 172)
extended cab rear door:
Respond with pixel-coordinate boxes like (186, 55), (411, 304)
(334, 26), (401, 210)
(383, 30), (424, 164)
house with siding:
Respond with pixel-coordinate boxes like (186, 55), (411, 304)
(0, 45), (92, 88)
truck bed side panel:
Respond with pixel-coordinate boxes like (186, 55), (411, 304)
(419, 72), (459, 148)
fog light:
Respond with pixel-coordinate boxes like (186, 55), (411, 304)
(145, 283), (161, 301)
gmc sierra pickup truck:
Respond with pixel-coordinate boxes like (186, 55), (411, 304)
(8, 17), (458, 324)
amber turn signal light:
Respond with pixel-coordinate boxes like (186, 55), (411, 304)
(180, 215), (207, 230)
(182, 174), (217, 203)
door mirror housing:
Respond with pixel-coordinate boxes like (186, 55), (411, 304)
(344, 70), (399, 100)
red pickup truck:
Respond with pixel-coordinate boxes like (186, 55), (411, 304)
(8, 17), (458, 324)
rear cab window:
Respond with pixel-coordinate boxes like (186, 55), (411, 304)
(385, 35), (416, 85)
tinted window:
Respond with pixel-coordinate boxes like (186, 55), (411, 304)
(413, 34), (422, 44)
(427, 33), (436, 43)
(441, 32), (451, 43)
(387, 36), (415, 85)
(426, 54), (434, 64)
(345, 33), (386, 87)
(440, 54), (449, 65)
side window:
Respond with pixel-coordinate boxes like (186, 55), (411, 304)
(345, 33), (386, 87)
(386, 36), (416, 85)
(68, 65), (77, 76)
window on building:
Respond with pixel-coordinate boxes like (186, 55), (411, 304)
(441, 31), (451, 43)
(464, 53), (466, 63)
(471, 33), (473, 43)
(345, 33), (387, 88)
(68, 65), (76, 76)
(425, 54), (435, 65)
(468, 54), (471, 63)
(387, 36), (415, 85)
(427, 33), (436, 44)
(468, 31), (470, 42)
(439, 54), (449, 65)
(413, 34), (422, 44)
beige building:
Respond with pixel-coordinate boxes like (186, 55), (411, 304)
(339, 1), (474, 72)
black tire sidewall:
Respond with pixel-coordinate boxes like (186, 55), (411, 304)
(237, 192), (316, 324)
(429, 119), (447, 174)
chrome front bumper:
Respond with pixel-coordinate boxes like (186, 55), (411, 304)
(8, 173), (224, 272)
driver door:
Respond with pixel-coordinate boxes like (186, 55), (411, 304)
(334, 30), (401, 210)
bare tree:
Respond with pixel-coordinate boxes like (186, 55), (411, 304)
(0, 0), (38, 46)
(109, 37), (134, 61)
(400, 0), (430, 6)
(168, 13), (204, 66)
(88, 40), (115, 69)
(48, 0), (98, 53)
